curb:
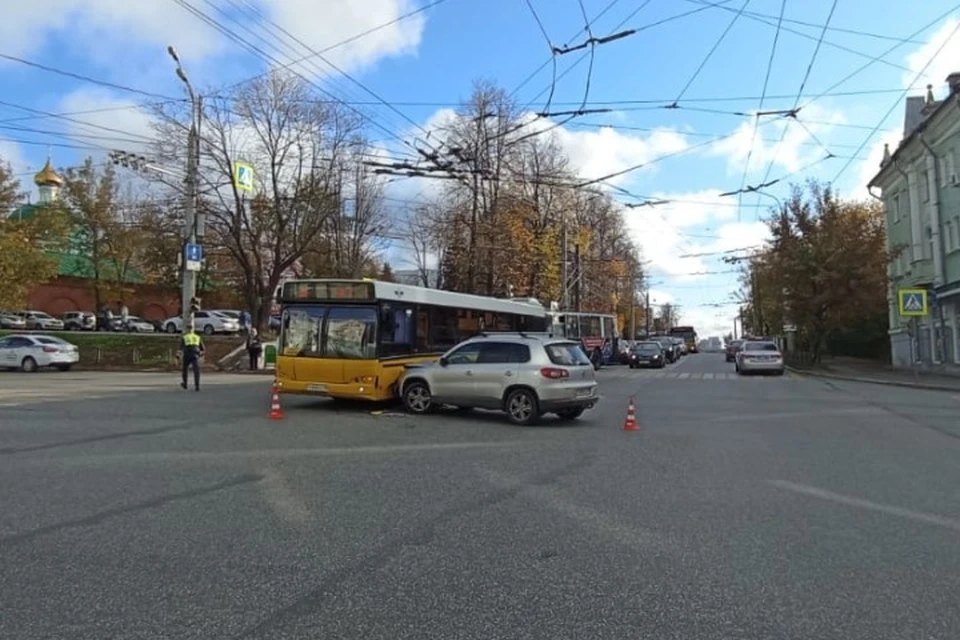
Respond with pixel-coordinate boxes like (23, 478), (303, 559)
(785, 366), (960, 392)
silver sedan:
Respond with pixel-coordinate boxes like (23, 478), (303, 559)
(735, 340), (785, 375)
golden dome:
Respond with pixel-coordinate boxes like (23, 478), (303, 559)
(34, 158), (63, 187)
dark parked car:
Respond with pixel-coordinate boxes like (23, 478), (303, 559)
(629, 341), (666, 369)
(725, 340), (744, 362)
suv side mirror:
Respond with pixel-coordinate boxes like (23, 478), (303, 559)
(438, 356), (448, 367)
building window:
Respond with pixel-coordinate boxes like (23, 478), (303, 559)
(926, 226), (934, 259)
(923, 170), (931, 202)
(947, 221), (955, 252)
(891, 193), (901, 222)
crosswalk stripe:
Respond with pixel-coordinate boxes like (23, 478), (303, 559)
(597, 370), (792, 381)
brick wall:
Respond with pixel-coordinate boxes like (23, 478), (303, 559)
(28, 277), (243, 321)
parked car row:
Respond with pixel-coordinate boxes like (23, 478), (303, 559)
(0, 309), (245, 335)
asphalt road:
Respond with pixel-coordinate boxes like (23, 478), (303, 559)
(1, 357), (959, 639)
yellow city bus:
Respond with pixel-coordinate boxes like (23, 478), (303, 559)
(668, 325), (699, 353)
(274, 279), (551, 401)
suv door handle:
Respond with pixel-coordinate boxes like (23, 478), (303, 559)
(465, 370), (473, 376)
(504, 371), (514, 377)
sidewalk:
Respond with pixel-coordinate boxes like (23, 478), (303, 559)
(787, 356), (960, 392)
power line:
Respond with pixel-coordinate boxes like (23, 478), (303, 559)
(213, 0), (450, 96)
(735, 0), (786, 223)
(522, 0), (560, 113)
(0, 52), (181, 101)
(753, 0), (839, 210)
(671, 0), (753, 105)
(798, 3), (960, 111)
(832, 18), (960, 185)
(685, 0), (916, 75)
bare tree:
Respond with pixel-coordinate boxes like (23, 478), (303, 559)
(155, 71), (361, 328)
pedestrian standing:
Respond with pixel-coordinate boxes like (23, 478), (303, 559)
(239, 309), (251, 336)
(246, 327), (263, 371)
(181, 324), (205, 391)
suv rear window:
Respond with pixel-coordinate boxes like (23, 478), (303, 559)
(545, 342), (591, 366)
(744, 342), (778, 351)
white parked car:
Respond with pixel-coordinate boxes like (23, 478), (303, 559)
(163, 310), (240, 335)
(123, 316), (156, 332)
(18, 310), (65, 331)
(0, 312), (27, 330)
(0, 334), (80, 372)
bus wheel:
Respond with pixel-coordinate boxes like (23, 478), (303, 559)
(402, 381), (433, 414)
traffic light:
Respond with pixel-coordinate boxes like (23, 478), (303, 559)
(190, 297), (201, 314)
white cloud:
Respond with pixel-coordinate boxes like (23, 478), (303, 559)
(622, 190), (739, 280)
(0, 0), (425, 77)
(0, 0), (225, 61)
(267, 0), (425, 76)
(549, 124), (689, 186)
(708, 103), (846, 178)
(903, 18), (960, 91)
(58, 89), (159, 157)
(0, 139), (29, 176)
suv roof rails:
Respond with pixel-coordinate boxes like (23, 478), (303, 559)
(475, 331), (556, 339)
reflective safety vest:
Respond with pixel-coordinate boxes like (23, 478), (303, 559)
(183, 332), (202, 347)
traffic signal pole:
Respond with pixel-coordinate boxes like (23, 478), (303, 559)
(169, 47), (201, 332)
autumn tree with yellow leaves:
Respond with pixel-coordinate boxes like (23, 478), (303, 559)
(739, 180), (891, 361)
(0, 160), (71, 310)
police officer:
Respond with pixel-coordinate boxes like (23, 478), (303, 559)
(181, 323), (205, 391)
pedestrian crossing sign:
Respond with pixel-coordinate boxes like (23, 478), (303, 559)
(898, 288), (928, 316)
(233, 161), (254, 192)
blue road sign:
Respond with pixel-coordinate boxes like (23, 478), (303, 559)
(185, 243), (203, 262)
(898, 288), (928, 316)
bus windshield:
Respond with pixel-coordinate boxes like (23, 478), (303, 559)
(281, 305), (378, 359)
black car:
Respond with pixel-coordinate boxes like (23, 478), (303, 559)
(629, 341), (666, 368)
(651, 337), (679, 363)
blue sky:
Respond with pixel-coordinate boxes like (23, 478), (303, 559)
(2, 0), (960, 337)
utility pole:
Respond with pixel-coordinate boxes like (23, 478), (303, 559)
(561, 218), (568, 309)
(629, 281), (636, 340)
(573, 243), (582, 312)
(645, 290), (651, 336)
(168, 46), (201, 332)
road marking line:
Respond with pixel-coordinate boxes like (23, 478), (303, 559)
(709, 407), (877, 423)
(770, 480), (960, 533)
(26, 441), (528, 466)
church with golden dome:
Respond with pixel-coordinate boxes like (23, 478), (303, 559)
(7, 157), (64, 221)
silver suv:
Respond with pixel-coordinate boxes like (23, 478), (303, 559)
(399, 334), (599, 425)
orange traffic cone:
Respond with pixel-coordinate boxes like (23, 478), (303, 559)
(622, 397), (639, 432)
(268, 383), (284, 420)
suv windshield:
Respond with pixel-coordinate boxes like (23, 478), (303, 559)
(635, 343), (660, 352)
(545, 342), (591, 366)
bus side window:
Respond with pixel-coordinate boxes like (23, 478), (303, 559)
(380, 304), (414, 357)
(415, 308), (430, 352)
(566, 315), (580, 339)
(602, 316), (617, 339)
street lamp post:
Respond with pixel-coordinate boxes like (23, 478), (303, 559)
(168, 45), (202, 332)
